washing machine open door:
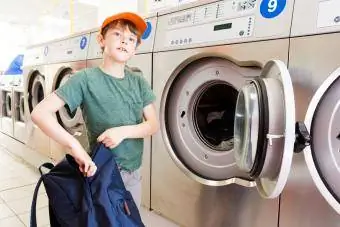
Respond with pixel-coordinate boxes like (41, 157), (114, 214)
(302, 67), (340, 214)
(5, 91), (12, 117)
(234, 60), (296, 199)
(234, 60), (340, 213)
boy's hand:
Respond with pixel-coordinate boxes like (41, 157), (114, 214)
(97, 127), (127, 149)
(71, 141), (97, 177)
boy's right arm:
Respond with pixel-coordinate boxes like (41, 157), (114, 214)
(31, 93), (97, 177)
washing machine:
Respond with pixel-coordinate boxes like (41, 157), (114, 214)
(86, 13), (157, 209)
(278, 0), (340, 226)
(23, 45), (51, 158)
(46, 32), (90, 162)
(13, 74), (26, 143)
(151, 0), (295, 226)
(0, 74), (14, 137)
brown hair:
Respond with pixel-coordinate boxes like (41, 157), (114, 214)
(100, 19), (142, 50)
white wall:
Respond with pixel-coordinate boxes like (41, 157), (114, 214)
(98, 0), (138, 26)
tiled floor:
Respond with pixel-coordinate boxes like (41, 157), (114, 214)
(0, 146), (179, 227)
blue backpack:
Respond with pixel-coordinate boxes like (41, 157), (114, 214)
(30, 143), (145, 227)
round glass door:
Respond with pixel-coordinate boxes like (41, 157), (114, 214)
(234, 60), (296, 198)
(19, 94), (25, 122)
(28, 72), (45, 113)
(5, 92), (12, 117)
(234, 83), (260, 173)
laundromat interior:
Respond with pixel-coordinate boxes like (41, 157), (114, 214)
(0, 0), (340, 226)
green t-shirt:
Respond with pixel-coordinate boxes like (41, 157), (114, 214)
(55, 66), (156, 172)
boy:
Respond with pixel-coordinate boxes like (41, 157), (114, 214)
(31, 12), (159, 208)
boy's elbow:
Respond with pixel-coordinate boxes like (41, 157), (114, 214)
(31, 106), (46, 124)
(31, 107), (40, 124)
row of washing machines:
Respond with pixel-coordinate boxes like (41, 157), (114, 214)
(1, 0), (340, 226)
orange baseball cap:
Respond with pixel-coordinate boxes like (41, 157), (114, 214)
(100, 12), (147, 36)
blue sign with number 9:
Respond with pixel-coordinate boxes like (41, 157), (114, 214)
(260, 0), (286, 19)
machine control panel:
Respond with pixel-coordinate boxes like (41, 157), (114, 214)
(155, 0), (294, 51)
(317, 0), (340, 28)
(167, 0), (256, 29)
(87, 16), (157, 60)
(291, 0), (340, 36)
(166, 16), (254, 47)
(163, 0), (256, 47)
(48, 33), (90, 63)
(87, 31), (103, 60)
(23, 46), (46, 67)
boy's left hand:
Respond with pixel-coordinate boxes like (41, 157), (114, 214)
(97, 127), (127, 149)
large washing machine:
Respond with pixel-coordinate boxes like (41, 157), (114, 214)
(46, 32), (90, 162)
(86, 14), (157, 209)
(0, 74), (14, 137)
(23, 45), (51, 158)
(13, 74), (26, 143)
(279, 0), (340, 226)
(151, 0), (295, 226)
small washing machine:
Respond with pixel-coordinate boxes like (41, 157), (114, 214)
(23, 45), (51, 158)
(45, 32), (90, 162)
(86, 13), (157, 209)
(151, 0), (295, 226)
(13, 74), (26, 143)
(0, 74), (14, 137)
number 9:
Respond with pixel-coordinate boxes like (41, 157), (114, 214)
(268, 0), (277, 13)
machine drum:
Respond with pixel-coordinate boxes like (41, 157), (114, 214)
(19, 94), (25, 122)
(29, 73), (45, 113)
(5, 92), (12, 117)
(162, 58), (261, 183)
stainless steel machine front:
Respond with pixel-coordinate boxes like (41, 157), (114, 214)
(0, 74), (14, 137)
(13, 74), (26, 143)
(86, 14), (157, 209)
(23, 45), (51, 158)
(151, 0), (294, 226)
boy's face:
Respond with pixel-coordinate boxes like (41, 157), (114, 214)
(98, 24), (138, 63)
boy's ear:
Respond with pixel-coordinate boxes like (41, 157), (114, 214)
(97, 33), (105, 48)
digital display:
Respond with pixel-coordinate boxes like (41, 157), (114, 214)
(214, 23), (232, 31)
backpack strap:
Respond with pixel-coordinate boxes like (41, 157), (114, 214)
(30, 176), (43, 227)
(31, 162), (59, 227)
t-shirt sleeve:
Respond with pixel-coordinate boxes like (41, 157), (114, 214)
(139, 75), (156, 107)
(55, 70), (87, 112)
